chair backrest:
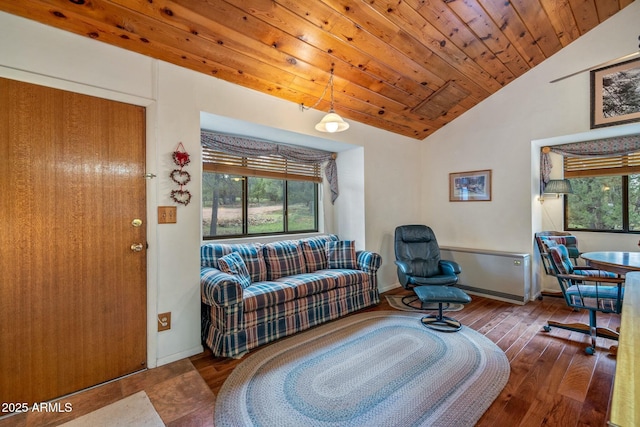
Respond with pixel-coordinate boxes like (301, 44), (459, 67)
(547, 244), (624, 314)
(394, 225), (441, 277)
(547, 244), (575, 275)
(535, 231), (580, 275)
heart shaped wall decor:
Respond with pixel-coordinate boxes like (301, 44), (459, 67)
(170, 169), (191, 186)
(170, 189), (192, 205)
(172, 142), (191, 167)
(170, 142), (191, 206)
(173, 151), (190, 167)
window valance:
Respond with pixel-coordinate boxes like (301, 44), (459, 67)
(540, 134), (640, 188)
(201, 131), (339, 203)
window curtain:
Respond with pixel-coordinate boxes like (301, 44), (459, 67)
(201, 131), (339, 203)
(540, 134), (640, 190)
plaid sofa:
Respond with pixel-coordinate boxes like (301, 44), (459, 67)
(200, 235), (381, 358)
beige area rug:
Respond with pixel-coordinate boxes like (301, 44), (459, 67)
(60, 391), (164, 427)
(215, 311), (510, 427)
(385, 294), (464, 312)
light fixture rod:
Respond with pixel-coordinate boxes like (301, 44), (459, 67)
(329, 69), (335, 111)
(550, 50), (640, 83)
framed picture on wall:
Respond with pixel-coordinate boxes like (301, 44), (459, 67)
(591, 57), (640, 129)
(449, 169), (492, 202)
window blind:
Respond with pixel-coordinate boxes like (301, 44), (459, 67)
(564, 152), (640, 178)
(202, 146), (322, 183)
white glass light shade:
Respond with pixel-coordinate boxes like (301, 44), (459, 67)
(315, 112), (349, 133)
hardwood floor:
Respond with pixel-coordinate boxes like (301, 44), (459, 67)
(0, 289), (619, 426)
(0, 358), (216, 427)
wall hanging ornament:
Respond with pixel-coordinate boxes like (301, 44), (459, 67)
(170, 142), (192, 206)
(172, 142), (191, 167)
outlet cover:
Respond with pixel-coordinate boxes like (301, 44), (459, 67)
(158, 312), (171, 331)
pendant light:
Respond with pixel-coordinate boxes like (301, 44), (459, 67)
(301, 68), (349, 133)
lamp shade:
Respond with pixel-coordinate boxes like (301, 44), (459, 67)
(315, 111), (349, 133)
(544, 179), (573, 194)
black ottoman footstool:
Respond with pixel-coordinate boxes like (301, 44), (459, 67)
(414, 285), (471, 332)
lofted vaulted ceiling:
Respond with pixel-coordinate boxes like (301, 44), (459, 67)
(0, 0), (634, 139)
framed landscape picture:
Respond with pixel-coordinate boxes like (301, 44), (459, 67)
(591, 57), (640, 128)
(449, 169), (491, 202)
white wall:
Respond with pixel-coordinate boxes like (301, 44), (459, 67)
(334, 147), (366, 245)
(419, 2), (640, 297)
(0, 11), (421, 365)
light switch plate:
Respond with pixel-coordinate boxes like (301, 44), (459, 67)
(158, 206), (177, 224)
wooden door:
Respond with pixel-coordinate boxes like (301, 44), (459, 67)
(0, 78), (147, 404)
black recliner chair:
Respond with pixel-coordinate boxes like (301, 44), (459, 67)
(394, 225), (462, 308)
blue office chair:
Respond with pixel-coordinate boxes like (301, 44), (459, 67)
(535, 231), (581, 276)
(543, 244), (624, 355)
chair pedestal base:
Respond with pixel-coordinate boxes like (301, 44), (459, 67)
(401, 294), (420, 308)
(544, 320), (619, 355)
(545, 320), (619, 340)
(421, 312), (462, 332)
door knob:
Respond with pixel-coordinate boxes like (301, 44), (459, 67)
(130, 243), (144, 252)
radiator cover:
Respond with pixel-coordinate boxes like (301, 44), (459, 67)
(440, 246), (531, 305)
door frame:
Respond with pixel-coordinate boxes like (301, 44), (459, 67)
(2, 67), (160, 369)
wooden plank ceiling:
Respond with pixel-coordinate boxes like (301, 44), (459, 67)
(0, 0), (633, 139)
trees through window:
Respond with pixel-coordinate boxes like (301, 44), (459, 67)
(565, 174), (640, 232)
(202, 173), (318, 238)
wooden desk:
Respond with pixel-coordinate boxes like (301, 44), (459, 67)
(609, 271), (640, 427)
(581, 251), (640, 276)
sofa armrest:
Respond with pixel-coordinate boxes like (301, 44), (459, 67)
(356, 250), (382, 274)
(201, 267), (244, 307)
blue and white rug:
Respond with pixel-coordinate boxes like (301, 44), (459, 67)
(215, 311), (509, 427)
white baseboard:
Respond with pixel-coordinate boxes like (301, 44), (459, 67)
(379, 282), (401, 294)
(156, 344), (203, 367)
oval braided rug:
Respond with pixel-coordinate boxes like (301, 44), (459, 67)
(214, 311), (509, 427)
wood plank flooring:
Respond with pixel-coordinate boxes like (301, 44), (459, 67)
(0, 289), (619, 427)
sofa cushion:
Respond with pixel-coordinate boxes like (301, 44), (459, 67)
(277, 273), (339, 299)
(201, 243), (267, 282)
(217, 252), (252, 289)
(326, 240), (357, 269)
(301, 240), (328, 272)
(300, 235), (339, 273)
(264, 241), (306, 280)
(242, 272), (338, 311)
(315, 269), (370, 288)
(242, 281), (298, 312)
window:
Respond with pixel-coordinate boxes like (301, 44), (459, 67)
(202, 148), (319, 239)
(564, 153), (640, 232)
